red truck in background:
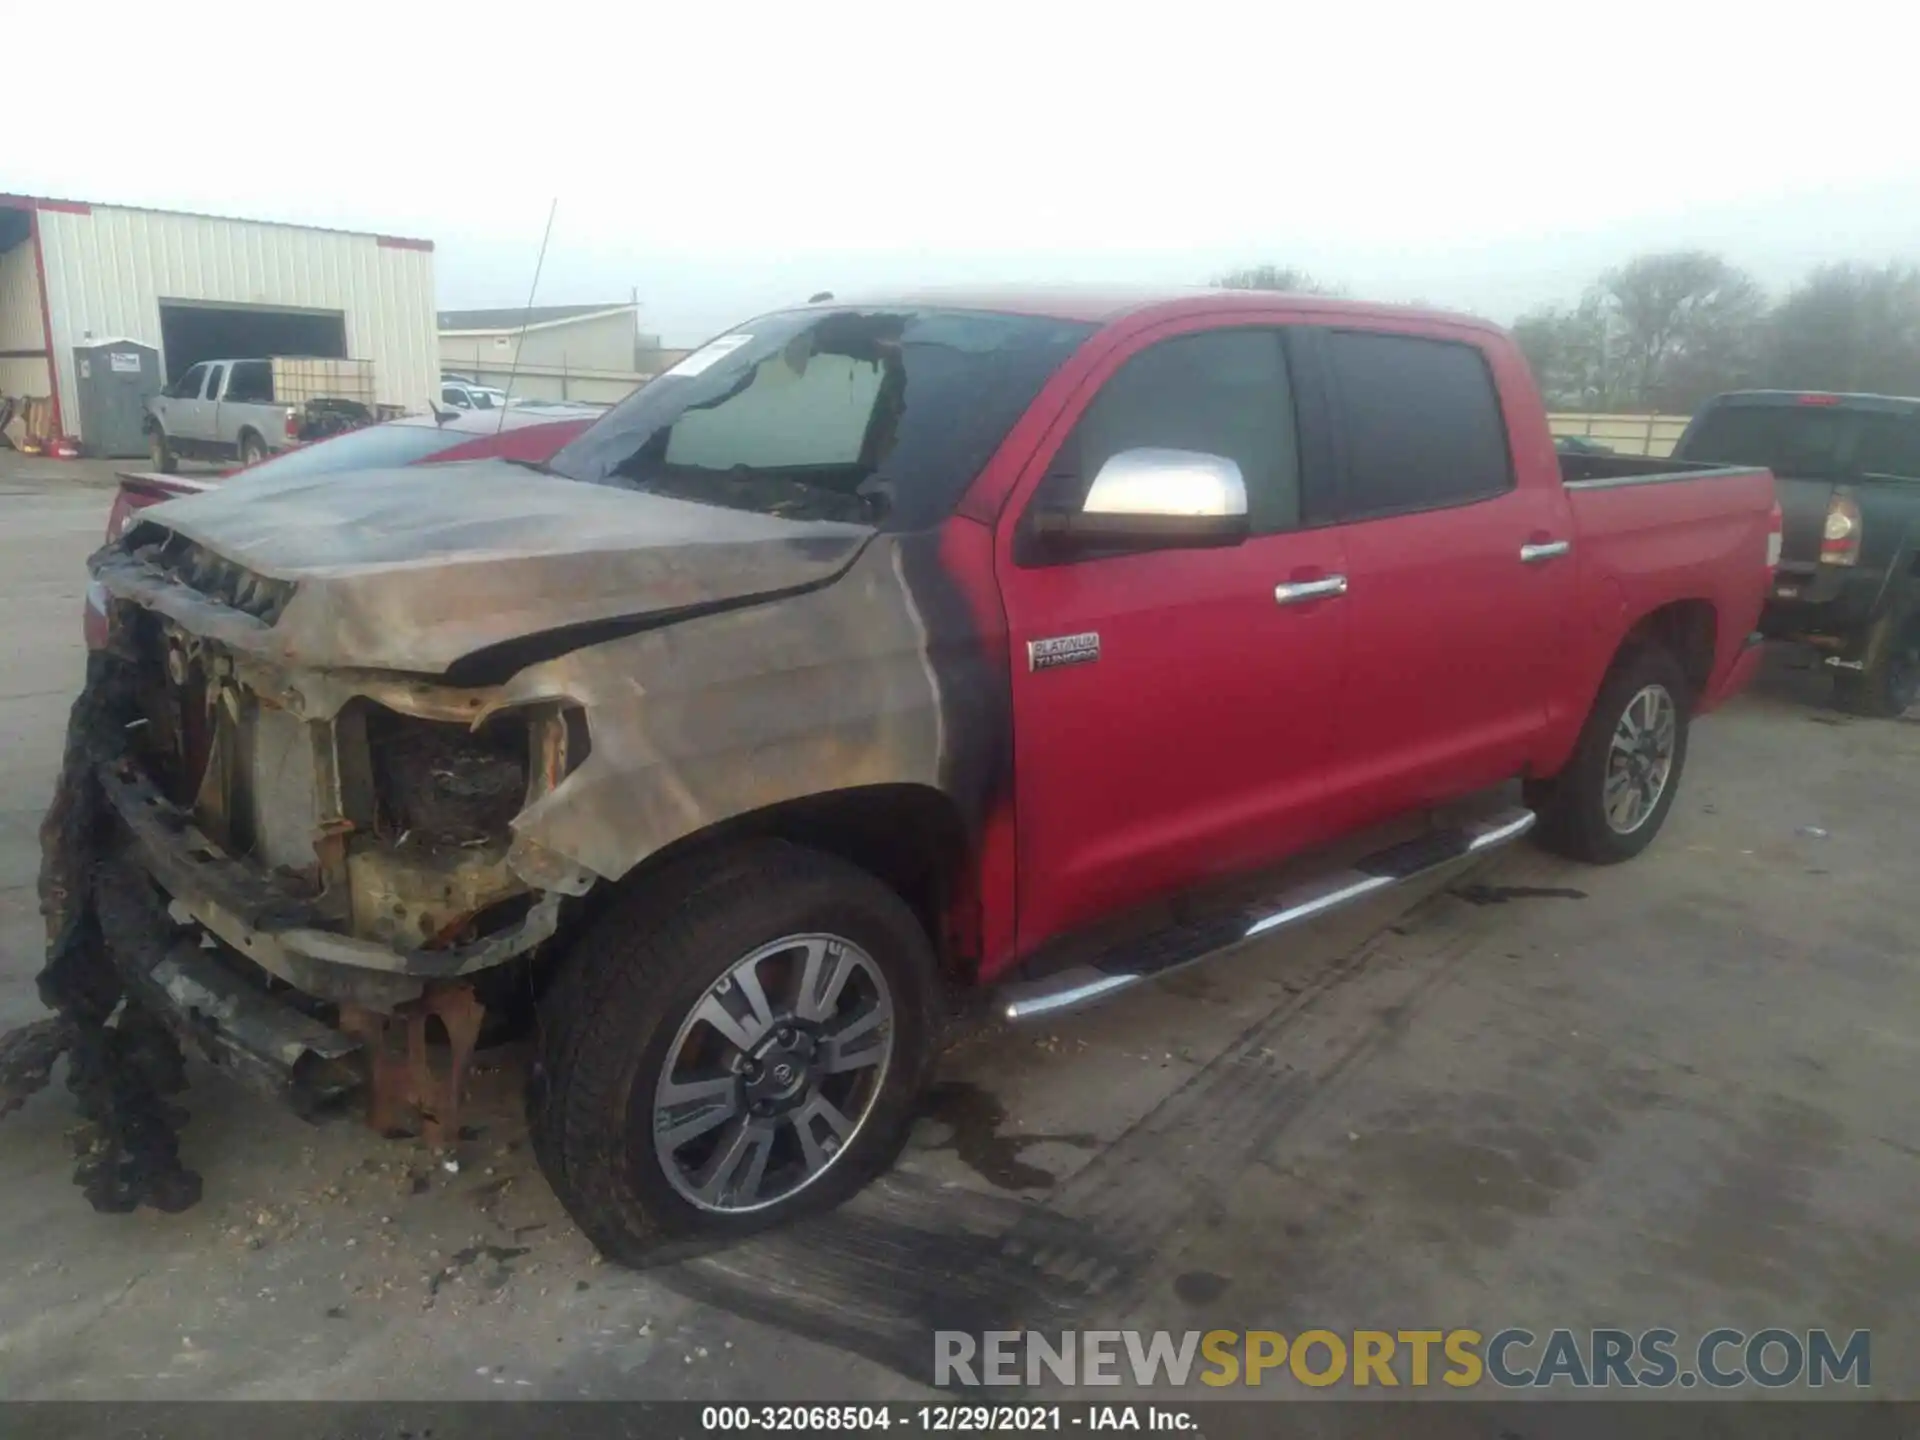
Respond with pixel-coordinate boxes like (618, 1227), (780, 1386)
(43, 289), (1777, 1252)
(83, 406), (598, 647)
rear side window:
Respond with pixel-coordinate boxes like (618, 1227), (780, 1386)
(1046, 328), (1302, 534)
(226, 361), (272, 403)
(1328, 332), (1512, 517)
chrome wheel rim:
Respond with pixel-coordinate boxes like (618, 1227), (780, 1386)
(651, 933), (894, 1214)
(1604, 683), (1677, 834)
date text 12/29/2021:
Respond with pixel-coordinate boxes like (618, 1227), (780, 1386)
(701, 1405), (1197, 1433)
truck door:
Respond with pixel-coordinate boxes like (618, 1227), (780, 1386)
(998, 321), (1351, 951)
(157, 363), (209, 449)
(185, 363), (225, 448)
(1314, 327), (1573, 819)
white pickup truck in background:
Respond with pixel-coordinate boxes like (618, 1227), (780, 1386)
(143, 356), (382, 471)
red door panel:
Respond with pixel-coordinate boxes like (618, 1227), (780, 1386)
(1001, 529), (1350, 952)
(1330, 488), (1573, 825)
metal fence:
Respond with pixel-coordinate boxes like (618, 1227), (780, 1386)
(1546, 412), (1690, 458)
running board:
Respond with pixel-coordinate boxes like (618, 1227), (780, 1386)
(996, 807), (1535, 1024)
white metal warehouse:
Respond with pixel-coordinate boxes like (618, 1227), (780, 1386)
(0, 193), (438, 451)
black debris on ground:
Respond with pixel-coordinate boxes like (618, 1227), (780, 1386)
(18, 648), (203, 1213)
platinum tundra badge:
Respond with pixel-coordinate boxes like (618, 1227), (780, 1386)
(1028, 632), (1101, 671)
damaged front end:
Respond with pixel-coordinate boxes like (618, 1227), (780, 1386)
(20, 532), (594, 1213)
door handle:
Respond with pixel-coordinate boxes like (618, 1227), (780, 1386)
(1520, 540), (1571, 563)
(1274, 575), (1348, 606)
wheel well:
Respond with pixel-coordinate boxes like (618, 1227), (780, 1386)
(1627, 600), (1716, 705)
(602, 785), (976, 977)
(237, 426), (263, 448)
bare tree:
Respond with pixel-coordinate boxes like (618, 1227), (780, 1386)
(1768, 263), (1920, 397)
(1513, 295), (1620, 410)
(1601, 250), (1767, 411)
(1211, 264), (1340, 295)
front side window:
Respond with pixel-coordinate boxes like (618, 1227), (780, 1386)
(442, 385), (472, 408)
(167, 363), (208, 400)
(1041, 328), (1302, 534)
(1328, 332), (1513, 517)
(546, 307), (1094, 530)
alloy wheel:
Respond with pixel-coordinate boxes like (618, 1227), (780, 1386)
(650, 933), (894, 1214)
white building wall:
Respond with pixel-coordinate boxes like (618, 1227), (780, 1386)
(0, 237), (50, 397)
(441, 311), (647, 404)
(36, 204), (438, 439)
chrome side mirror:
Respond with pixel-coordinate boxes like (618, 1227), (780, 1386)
(1033, 447), (1251, 552)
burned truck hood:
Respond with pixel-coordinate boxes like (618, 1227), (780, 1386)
(97, 460), (875, 676)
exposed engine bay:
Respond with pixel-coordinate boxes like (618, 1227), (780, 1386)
(20, 592), (587, 1213)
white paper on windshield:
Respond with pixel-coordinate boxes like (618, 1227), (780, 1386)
(664, 334), (753, 378)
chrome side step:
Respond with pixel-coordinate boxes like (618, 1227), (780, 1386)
(997, 807), (1535, 1024)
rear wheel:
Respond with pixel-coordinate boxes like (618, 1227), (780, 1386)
(238, 431), (268, 467)
(147, 428), (176, 474)
(1833, 612), (1920, 718)
(528, 842), (936, 1264)
(1526, 643), (1691, 864)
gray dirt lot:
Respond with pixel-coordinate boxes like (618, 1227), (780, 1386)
(1, 454), (1916, 1402)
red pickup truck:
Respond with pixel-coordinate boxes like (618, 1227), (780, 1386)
(38, 290), (1776, 1250)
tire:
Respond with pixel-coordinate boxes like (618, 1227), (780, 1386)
(1525, 642), (1691, 865)
(148, 428), (176, 474)
(238, 431), (268, 467)
(529, 841), (937, 1264)
(1833, 611), (1919, 719)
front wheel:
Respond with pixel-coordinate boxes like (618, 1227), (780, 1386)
(147, 428), (176, 474)
(1526, 643), (1691, 865)
(529, 842), (937, 1263)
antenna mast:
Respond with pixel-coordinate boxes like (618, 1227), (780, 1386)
(497, 198), (558, 433)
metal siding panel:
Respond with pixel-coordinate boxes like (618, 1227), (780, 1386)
(0, 238), (45, 352)
(39, 205), (436, 437)
(0, 356), (50, 394)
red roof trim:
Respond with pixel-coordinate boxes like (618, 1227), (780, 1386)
(0, 194), (91, 214)
(377, 234), (434, 252)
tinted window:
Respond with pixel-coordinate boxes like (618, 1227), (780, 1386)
(167, 363), (207, 400)
(227, 361), (271, 403)
(1044, 328), (1301, 533)
(1681, 404), (1920, 481)
(548, 307), (1094, 530)
(222, 423), (468, 484)
(1328, 333), (1512, 516)
(442, 385), (471, 408)
(1856, 414), (1920, 478)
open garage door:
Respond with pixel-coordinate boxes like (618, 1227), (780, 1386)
(159, 302), (347, 383)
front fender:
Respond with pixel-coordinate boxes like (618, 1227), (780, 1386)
(499, 538), (950, 883)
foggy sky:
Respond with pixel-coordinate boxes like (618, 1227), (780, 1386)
(16, 2), (1919, 346)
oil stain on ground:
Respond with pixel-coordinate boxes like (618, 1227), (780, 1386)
(918, 1080), (1098, 1192)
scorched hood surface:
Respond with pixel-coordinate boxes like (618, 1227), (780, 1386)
(103, 460), (877, 676)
